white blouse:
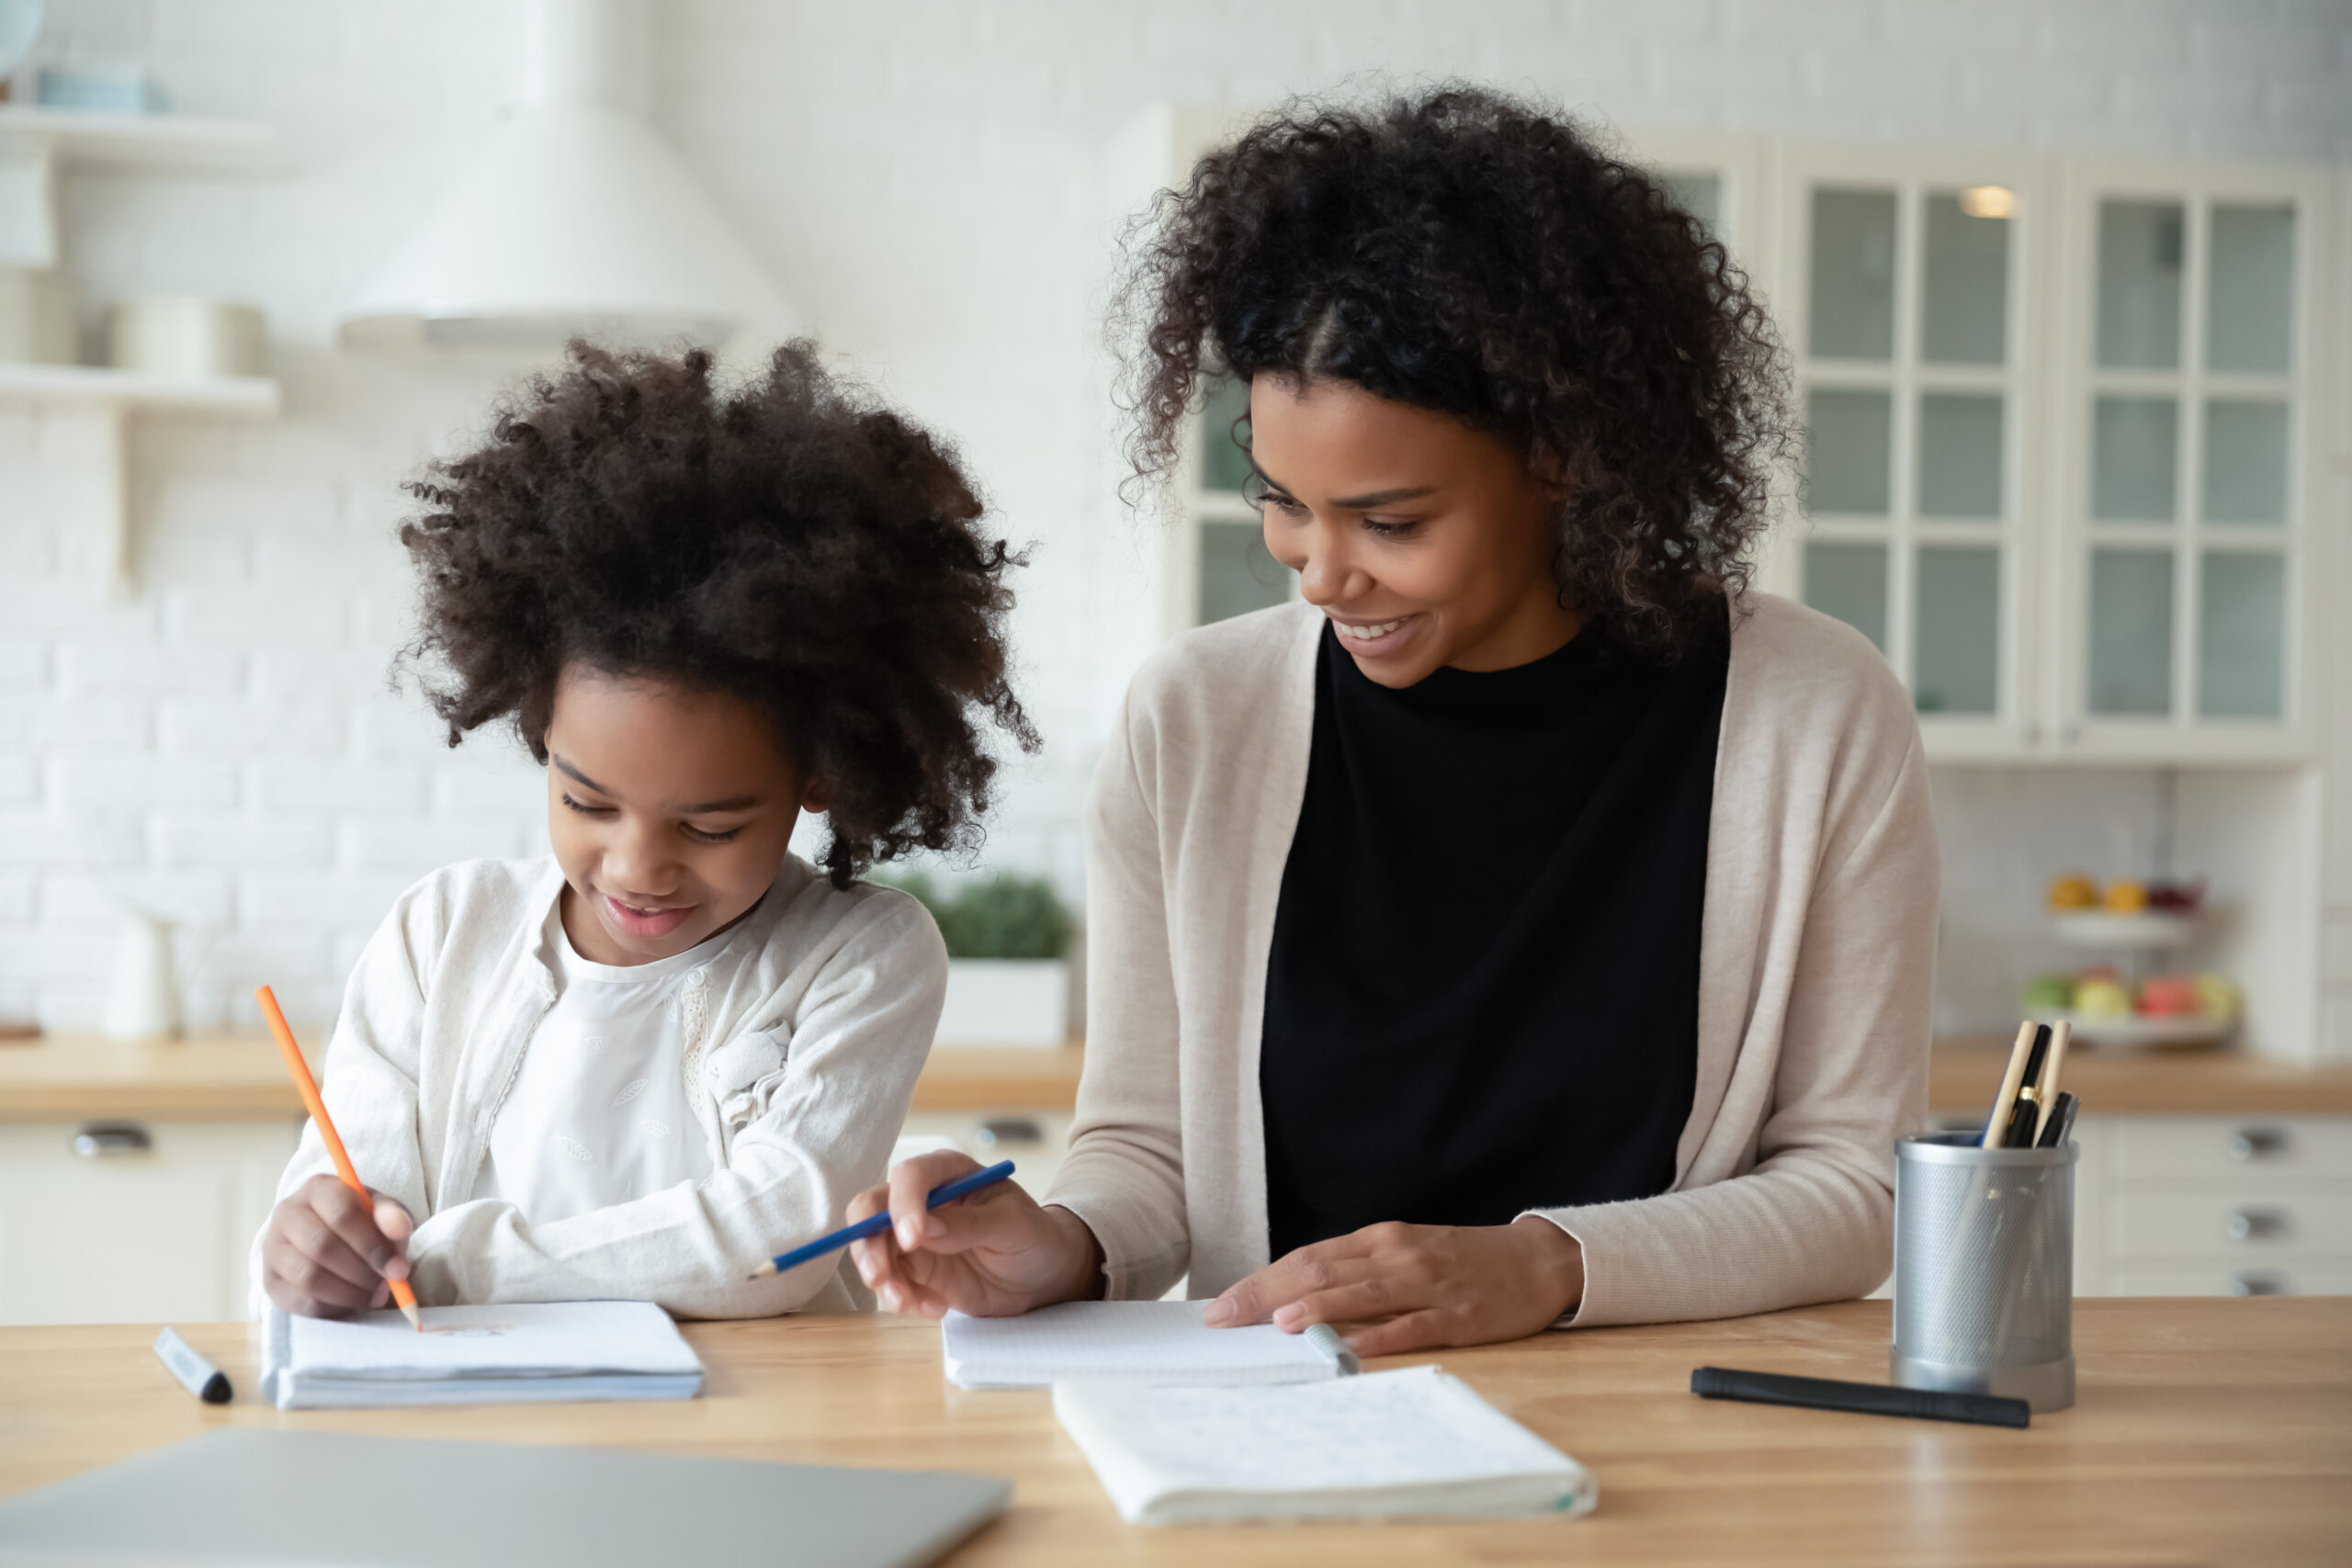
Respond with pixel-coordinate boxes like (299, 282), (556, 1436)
(470, 898), (745, 1224)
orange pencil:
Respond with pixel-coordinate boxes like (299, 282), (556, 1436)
(255, 985), (423, 1331)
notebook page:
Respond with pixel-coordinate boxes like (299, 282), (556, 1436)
(288, 1301), (701, 1380)
(1054, 1366), (1580, 1496)
(942, 1300), (1337, 1387)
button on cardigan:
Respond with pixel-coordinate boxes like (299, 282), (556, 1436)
(1045, 593), (1936, 1326)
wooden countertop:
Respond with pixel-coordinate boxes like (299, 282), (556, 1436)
(1928, 1035), (2352, 1116)
(3, 1299), (2346, 1564)
(11, 1030), (2351, 1122)
(0, 1033), (1085, 1122)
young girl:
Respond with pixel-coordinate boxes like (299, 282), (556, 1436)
(255, 342), (1031, 1320)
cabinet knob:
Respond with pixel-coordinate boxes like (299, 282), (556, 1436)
(2229, 1127), (2290, 1161)
(2229, 1270), (2286, 1297)
(71, 1121), (153, 1158)
(974, 1116), (1044, 1147)
(2224, 1206), (2288, 1243)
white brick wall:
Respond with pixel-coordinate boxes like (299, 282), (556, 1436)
(4, 0), (2346, 1031)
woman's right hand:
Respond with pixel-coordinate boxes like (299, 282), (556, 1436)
(847, 1151), (1103, 1318)
(260, 1173), (413, 1318)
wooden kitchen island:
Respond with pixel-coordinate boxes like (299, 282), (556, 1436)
(2, 1299), (2346, 1566)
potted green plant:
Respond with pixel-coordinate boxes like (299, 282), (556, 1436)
(875, 871), (1072, 1047)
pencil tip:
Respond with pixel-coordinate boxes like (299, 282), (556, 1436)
(400, 1302), (424, 1331)
(747, 1262), (776, 1279)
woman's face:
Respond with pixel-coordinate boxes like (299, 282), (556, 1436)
(1250, 375), (1580, 688)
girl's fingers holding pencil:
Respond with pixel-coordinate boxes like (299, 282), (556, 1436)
(299, 1175), (411, 1282)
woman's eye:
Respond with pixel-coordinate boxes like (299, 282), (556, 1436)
(560, 793), (616, 817)
(1363, 518), (1417, 538)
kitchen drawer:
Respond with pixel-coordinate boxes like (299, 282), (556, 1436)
(2111, 1115), (2352, 1183)
(0, 1118), (301, 1325)
(2105, 1264), (2352, 1298)
(2109, 1190), (2352, 1261)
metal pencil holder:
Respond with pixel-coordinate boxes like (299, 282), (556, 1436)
(1891, 1131), (2075, 1413)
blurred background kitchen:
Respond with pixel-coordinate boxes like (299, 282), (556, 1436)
(1, 0), (2346, 1322)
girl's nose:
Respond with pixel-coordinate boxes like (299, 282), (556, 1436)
(602, 817), (677, 897)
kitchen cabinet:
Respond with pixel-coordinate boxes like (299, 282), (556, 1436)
(1776, 143), (2337, 767)
(2073, 1112), (2352, 1297)
(0, 1118), (299, 1325)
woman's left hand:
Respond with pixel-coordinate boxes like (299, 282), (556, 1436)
(1201, 1216), (1584, 1358)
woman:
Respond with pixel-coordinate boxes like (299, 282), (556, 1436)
(849, 86), (1935, 1356)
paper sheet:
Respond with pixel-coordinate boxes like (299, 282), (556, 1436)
(941, 1300), (1340, 1388)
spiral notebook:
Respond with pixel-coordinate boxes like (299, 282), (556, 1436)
(1053, 1366), (1599, 1525)
(260, 1301), (704, 1409)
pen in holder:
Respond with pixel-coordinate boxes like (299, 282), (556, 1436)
(1891, 1131), (2075, 1414)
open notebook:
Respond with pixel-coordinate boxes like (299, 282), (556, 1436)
(260, 1301), (704, 1409)
(941, 1301), (1350, 1389)
(1054, 1366), (1599, 1525)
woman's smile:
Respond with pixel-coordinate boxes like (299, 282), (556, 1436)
(1326, 613), (1421, 659)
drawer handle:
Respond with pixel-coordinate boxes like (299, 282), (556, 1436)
(2224, 1206), (2289, 1243)
(2229, 1271), (2287, 1297)
(2230, 1128), (2290, 1162)
(975, 1116), (1044, 1147)
(72, 1122), (154, 1158)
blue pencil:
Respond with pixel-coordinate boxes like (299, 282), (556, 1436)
(747, 1159), (1017, 1279)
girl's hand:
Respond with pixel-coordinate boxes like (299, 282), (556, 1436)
(846, 1151), (1103, 1318)
(1202, 1216), (1584, 1358)
(261, 1174), (414, 1319)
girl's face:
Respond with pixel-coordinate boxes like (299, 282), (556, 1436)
(543, 665), (824, 966)
(1249, 375), (1580, 688)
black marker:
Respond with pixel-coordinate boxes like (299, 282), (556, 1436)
(1691, 1366), (2027, 1428)
(153, 1326), (232, 1404)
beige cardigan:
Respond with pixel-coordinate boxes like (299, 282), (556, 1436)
(1046, 592), (1936, 1327)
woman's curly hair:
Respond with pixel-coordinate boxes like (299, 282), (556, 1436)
(398, 340), (1035, 887)
(1115, 85), (1790, 660)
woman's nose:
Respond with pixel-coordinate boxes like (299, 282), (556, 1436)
(1286, 515), (1359, 607)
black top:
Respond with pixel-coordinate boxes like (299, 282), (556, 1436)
(1261, 621), (1728, 1258)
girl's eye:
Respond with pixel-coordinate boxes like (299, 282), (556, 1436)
(560, 793), (616, 817)
(683, 824), (742, 844)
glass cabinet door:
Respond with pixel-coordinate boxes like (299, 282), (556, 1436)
(2072, 179), (2304, 744)
(1178, 371), (1293, 629)
(1792, 166), (2028, 734)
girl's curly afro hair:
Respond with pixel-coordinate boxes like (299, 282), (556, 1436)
(1115, 84), (1791, 660)
(398, 340), (1035, 888)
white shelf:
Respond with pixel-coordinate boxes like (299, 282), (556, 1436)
(0, 107), (277, 171)
(2050, 911), (2203, 951)
(0, 362), (280, 416)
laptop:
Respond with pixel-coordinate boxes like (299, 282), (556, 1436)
(0, 1429), (1009, 1568)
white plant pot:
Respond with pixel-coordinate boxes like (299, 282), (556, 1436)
(937, 959), (1068, 1048)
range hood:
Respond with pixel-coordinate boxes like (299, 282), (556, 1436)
(338, 0), (794, 351)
